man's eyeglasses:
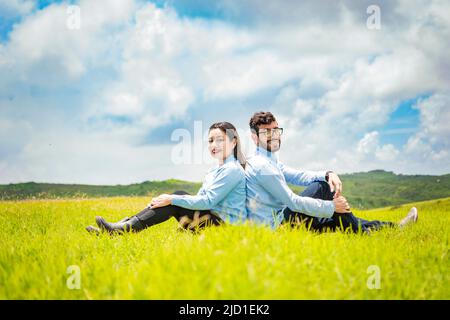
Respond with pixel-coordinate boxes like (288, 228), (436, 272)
(257, 128), (284, 137)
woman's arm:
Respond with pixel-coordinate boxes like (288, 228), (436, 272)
(151, 166), (242, 210)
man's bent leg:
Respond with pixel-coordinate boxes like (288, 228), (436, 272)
(283, 181), (335, 231)
(283, 181), (394, 233)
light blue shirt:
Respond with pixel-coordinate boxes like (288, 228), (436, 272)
(245, 147), (335, 229)
(171, 155), (247, 224)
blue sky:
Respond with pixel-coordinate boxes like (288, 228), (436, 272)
(0, 0), (449, 184)
(378, 96), (423, 147)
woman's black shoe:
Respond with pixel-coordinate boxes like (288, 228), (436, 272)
(95, 216), (145, 234)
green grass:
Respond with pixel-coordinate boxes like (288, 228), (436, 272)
(0, 197), (448, 299)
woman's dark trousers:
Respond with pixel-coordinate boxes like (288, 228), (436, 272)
(129, 190), (223, 231)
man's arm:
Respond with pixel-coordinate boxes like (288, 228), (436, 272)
(256, 166), (335, 218)
(280, 163), (343, 197)
(278, 162), (327, 186)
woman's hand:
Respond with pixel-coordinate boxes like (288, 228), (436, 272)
(148, 194), (173, 209)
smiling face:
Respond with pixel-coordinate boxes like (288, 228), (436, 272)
(208, 128), (236, 162)
(251, 121), (281, 152)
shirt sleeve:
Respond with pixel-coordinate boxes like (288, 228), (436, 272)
(255, 165), (334, 218)
(278, 162), (327, 186)
(172, 166), (242, 210)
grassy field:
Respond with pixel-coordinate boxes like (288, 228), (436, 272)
(0, 196), (448, 299)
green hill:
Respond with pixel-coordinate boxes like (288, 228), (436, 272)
(0, 179), (201, 201)
(289, 170), (450, 209)
(1, 170), (449, 209)
(333, 170), (450, 209)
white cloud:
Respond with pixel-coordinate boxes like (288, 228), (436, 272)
(86, 4), (197, 130)
(375, 144), (399, 162)
(357, 131), (379, 155)
(2, 0), (137, 85)
(0, 129), (211, 184)
(357, 131), (399, 167)
(0, 117), (33, 158)
(404, 93), (450, 165)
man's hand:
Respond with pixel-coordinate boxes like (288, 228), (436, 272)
(327, 171), (343, 198)
(148, 194), (173, 209)
(333, 196), (351, 214)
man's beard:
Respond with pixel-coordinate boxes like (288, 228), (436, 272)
(266, 139), (281, 152)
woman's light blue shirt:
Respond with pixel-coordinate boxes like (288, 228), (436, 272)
(171, 155), (247, 224)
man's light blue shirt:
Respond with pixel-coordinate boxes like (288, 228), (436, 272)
(172, 155), (247, 224)
(245, 147), (335, 229)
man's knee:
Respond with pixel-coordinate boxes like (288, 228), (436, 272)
(318, 180), (334, 200)
(316, 180), (330, 190)
(300, 181), (332, 199)
(173, 190), (190, 195)
(306, 180), (329, 190)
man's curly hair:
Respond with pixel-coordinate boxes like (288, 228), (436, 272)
(249, 111), (277, 133)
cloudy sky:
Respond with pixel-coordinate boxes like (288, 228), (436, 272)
(1, 0), (449, 185)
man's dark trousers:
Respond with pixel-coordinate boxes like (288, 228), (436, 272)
(283, 181), (395, 233)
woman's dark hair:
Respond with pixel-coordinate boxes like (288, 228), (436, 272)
(249, 111), (277, 133)
(209, 122), (246, 168)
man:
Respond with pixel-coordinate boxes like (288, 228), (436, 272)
(245, 111), (418, 233)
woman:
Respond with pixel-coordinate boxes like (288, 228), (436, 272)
(86, 122), (247, 234)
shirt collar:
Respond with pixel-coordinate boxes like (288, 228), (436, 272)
(255, 146), (278, 162)
(223, 154), (236, 165)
